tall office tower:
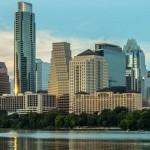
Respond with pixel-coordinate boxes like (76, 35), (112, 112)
(123, 39), (150, 97)
(95, 43), (126, 87)
(36, 59), (50, 93)
(48, 42), (71, 100)
(69, 49), (108, 112)
(14, 2), (36, 95)
(0, 62), (10, 96)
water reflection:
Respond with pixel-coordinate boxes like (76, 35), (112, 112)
(0, 137), (150, 150)
(14, 137), (17, 150)
(69, 139), (148, 150)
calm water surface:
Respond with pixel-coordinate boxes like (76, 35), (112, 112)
(0, 129), (150, 150)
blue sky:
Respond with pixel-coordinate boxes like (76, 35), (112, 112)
(1, 0), (150, 78)
(1, 0), (150, 40)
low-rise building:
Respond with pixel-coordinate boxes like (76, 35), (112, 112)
(57, 94), (69, 112)
(0, 92), (56, 114)
(0, 94), (24, 112)
(72, 89), (142, 114)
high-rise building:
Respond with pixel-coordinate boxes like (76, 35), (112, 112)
(48, 42), (71, 100)
(123, 39), (150, 97)
(14, 2), (36, 95)
(95, 43), (126, 87)
(0, 62), (10, 96)
(36, 59), (50, 93)
(69, 49), (108, 112)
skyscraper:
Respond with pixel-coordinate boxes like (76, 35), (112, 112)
(48, 42), (71, 99)
(0, 62), (10, 96)
(14, 2), (36, 95)
(123, 39), (150, 97)
(36, 59), (50, 93)
(95, 43), (126, 87)
(69, 49), (108, 112)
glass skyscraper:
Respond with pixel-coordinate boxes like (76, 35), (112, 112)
(14, 2), (36, 95)
(123, 39), (150, 98)
(95, 43), (126, 88)
(36, 59), (50, 93)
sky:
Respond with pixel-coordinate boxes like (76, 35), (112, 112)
(1, 0), (150, 79)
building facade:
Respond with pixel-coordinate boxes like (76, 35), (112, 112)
(57, 94), (69, 112)
(36, 59), (50, 93)
(14, 2), (36, 95)
(123, 39), (150, 98)
(0, 92), (56, 114)
(69, 49), (108, 112)
(95, 43), (126, 87)
(0, 62), (10, 96)
(72, 91), (142, 114)
(48, 42), (71, 105)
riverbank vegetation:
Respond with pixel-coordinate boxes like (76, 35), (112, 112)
(0, 107), (150, 130)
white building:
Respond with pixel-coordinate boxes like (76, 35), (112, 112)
(69, 49), (108, 112)
(36, 59), (50, 93)
(0, 92), (56, 114)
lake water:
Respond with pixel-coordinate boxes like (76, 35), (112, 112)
(0, 129), (150, 150)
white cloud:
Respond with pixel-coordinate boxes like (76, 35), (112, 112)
(36, 30), (125, 61)
(0, 31), (14, 79)
(0, 30), (150, 80)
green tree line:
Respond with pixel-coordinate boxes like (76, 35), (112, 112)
(0, 107), (150, 130)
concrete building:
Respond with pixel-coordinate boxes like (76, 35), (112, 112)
(18, 92), (56, 114)
(95, 43), (126, 87)
(0, 94), (24, 112)
(36, 59), (50, 93)
(0, 92), (56, 114)
(48, 42), (71, 105)
(57, 94), (69, 112)
(72, 89), (142, 114)
(0, 62), (10, 96)
(69, 49), (108, 112)
(14, 2), (36, 95)
(123, 39), (150, 98)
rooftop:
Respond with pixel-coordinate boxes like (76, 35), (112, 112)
(0, 62), (6, 69)
(77, 49), (99, 56)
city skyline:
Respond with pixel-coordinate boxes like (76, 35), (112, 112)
(1, 0), (150, 79)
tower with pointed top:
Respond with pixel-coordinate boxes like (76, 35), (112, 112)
(123, 39), (147, 97)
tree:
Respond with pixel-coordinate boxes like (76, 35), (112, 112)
(55, 115), (65, 128)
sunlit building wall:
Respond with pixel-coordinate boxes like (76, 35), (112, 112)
(48, 42), (71, 106)
(72, 91), (142, 114)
